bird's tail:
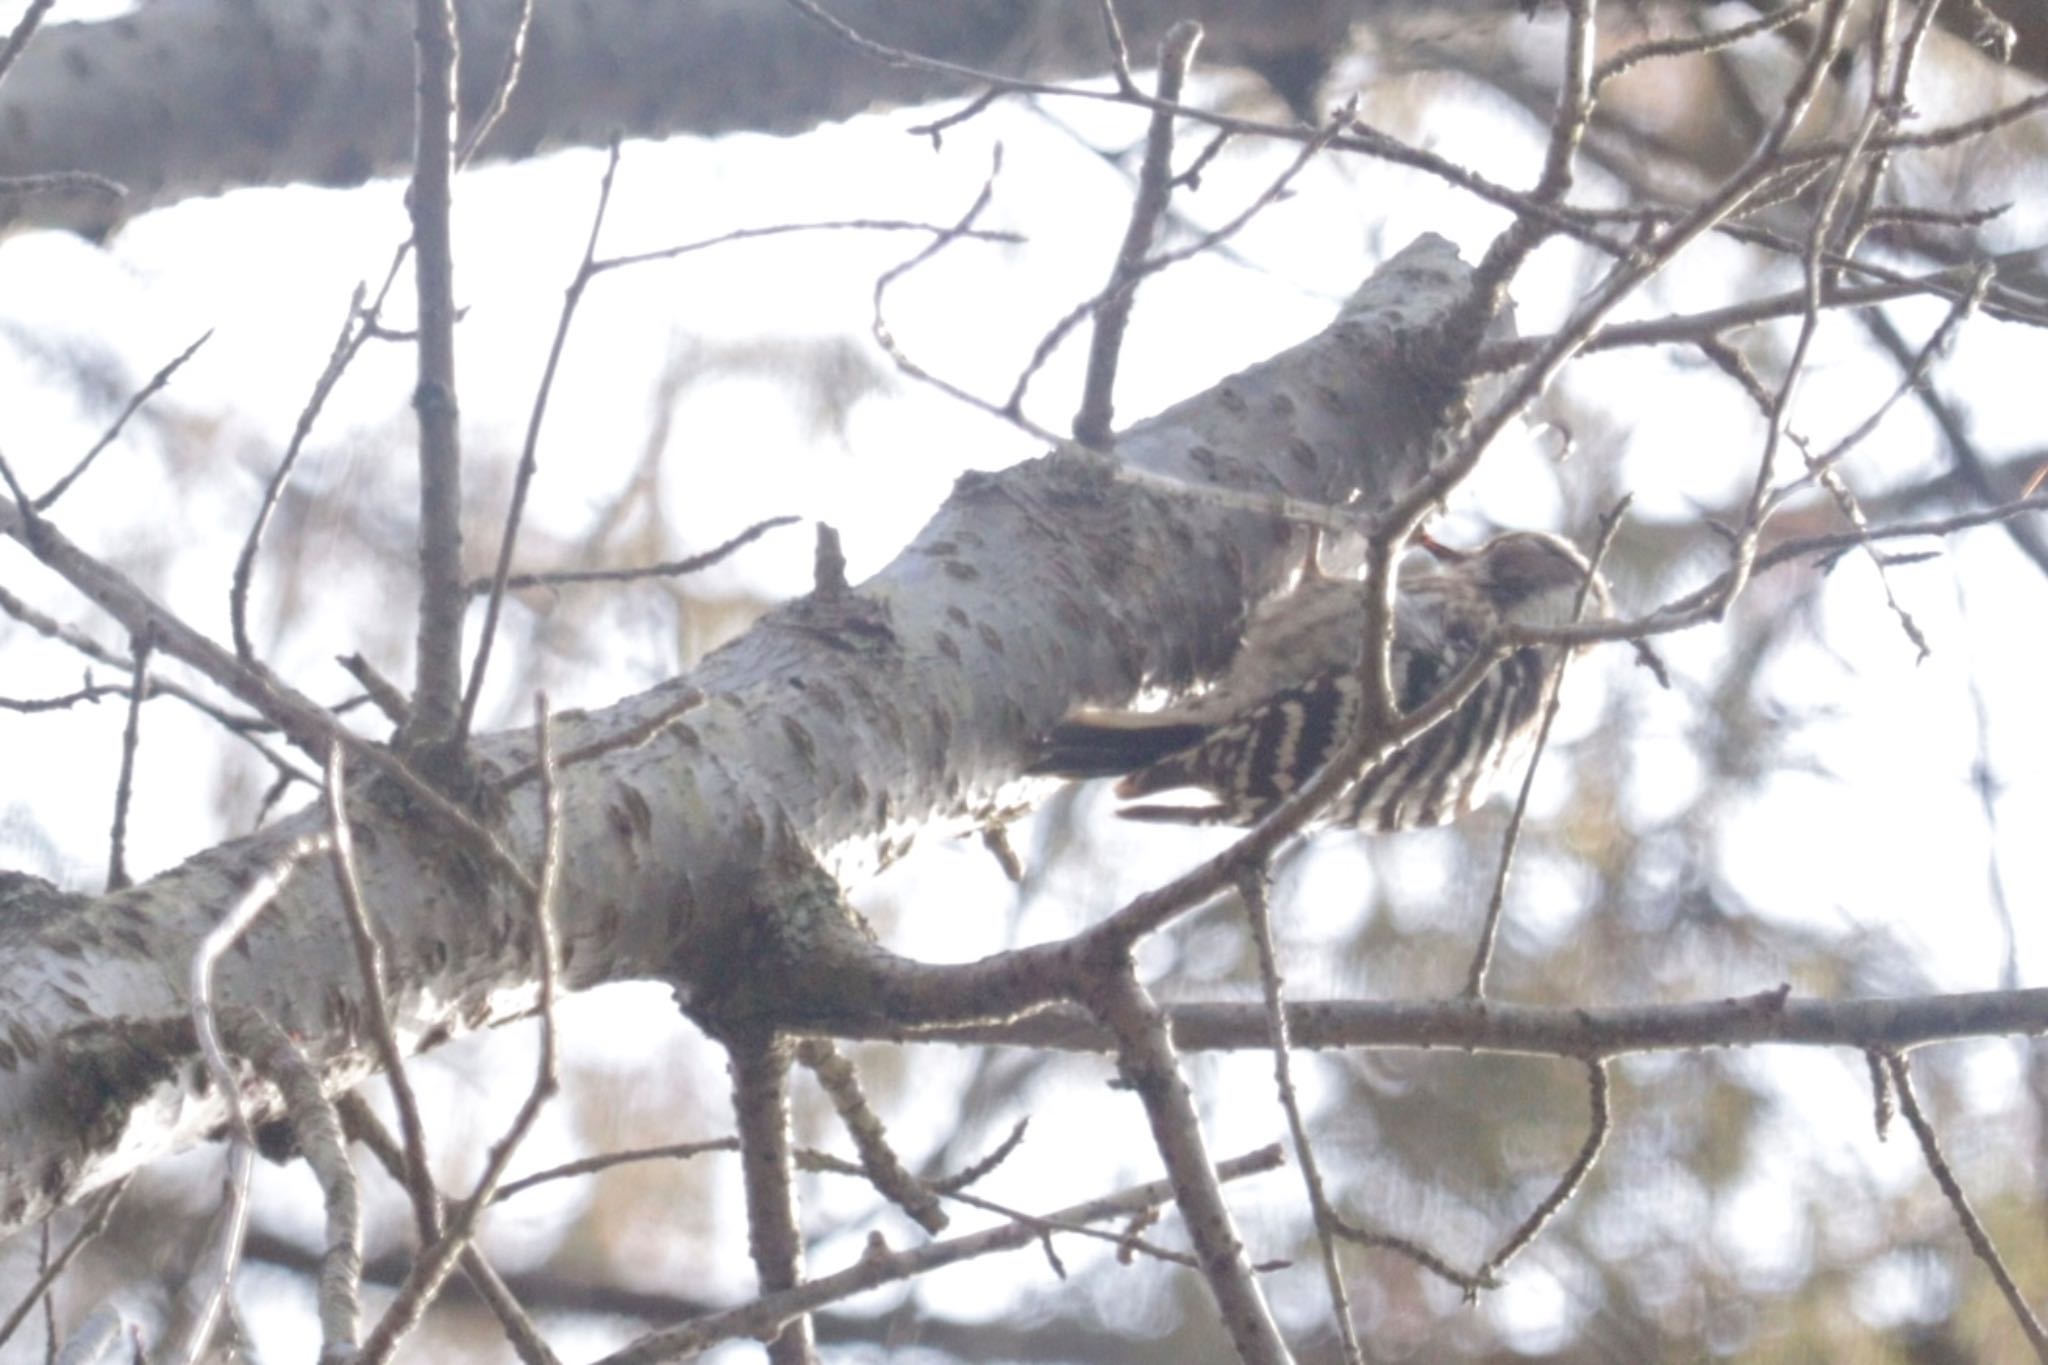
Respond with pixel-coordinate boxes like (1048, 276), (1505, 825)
(1027, 712), (1209, 780)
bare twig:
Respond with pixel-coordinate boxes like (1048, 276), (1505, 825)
(1075, 958), (1291, 1365)
(908, 87), (1004, 145)
(1594, 0), (1825, 86)
(1093, 0), (1138, 96)
(729, 1031), (814, 1364)
(1472, 266), (2023, 375)
(233, 260), (405, 664)
(896, 983), (2048, 1058)
(325, 747), (440, 1242)
(103, 628), (153, 892)
(0, 1180), (126, 1353)
(798, 1143), (1204, 1267)
(2, 495), (535, 890)
(871, 147), (1061, 441)
(591, 1146), (1286, 1364)
(37, 332), (211, 513)
(1454, 0), (1600, 346)
(1474, 1059), (1612, 1288)
(355, 698), (564, 1365)
(1771, 268), (1993, 660)
(1071, 20), (1202, 448)
(493, 1138), (741, 1203)
(0, 581), (317, 783)
(457, 0), (534, 164)
(1009, 104), (1348, 423)
(1866, 1049), (1895, 1139)
(1239, 867), (1363, 1363)
(594, 217), (1018, 276)
(1465, 500), (1629, 999)
(405, 0), (467, 748)
(234, 1014), (364, 1360)
(796, 1037), (946, 1233)
(498, 686), (703, 790)
(1328, 1210), (1493, 1294)
(461, 141), (624, 740)
(462, 514), (800, 596)
(1887, 1052), (2048, 1359)
(0, 681), (132, 713)
(337, 653), (411, 728)
(338, 1096), (562, 1365)
(181, 835), (332, 1365)
(0, 0), (53, 89)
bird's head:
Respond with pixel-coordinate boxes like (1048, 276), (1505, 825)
(1416, 530), (1609, 632)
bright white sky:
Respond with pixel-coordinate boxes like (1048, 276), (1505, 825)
(1, 15), (2046, 1359)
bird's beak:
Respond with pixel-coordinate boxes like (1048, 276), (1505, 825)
(1411, 531), (1465, 562)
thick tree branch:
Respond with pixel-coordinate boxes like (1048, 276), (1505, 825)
(0, 0), (1381, 234)
(0, 234), (1475, 1241)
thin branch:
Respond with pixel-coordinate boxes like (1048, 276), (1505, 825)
(498, 686), (703, 790)
(1239, 867), (1363, 1364)
(1328, 1210), (1492, 1294)
(355, 698), (564, 1365)
(1454, 0), (1599, 346)
(233, 260), (404, 664)
(1473, 267), (2027, 375)
(103, 628), (153, 892)
(325, 746), (441, 1244)
(1071, 19), (1202, 448)
(1007, 103), (1348, 423)
(1513, 494), (2048, 653)
(592, 1146), (1286, 1364)
(492, 1139), (740, 1203)
(405, 0), (467, 748)
(907, 87), (1004, 145)
(1593, 0), (1825, 86)
(1863, 309), (2048, 577)
(2, 495), (536, 892)
(457, 0), (534, 164)
(37, 331), (211, 513)
(1771, 268), (1993, 660)
(729, 1031), (814, 1364)
(0, 0), (53, 90)
(1866, 1049), (1895, 1139)
(796, 1038), (945, 1233)
(0, 581), (318, 784)
(181, 835), (332, 1365)
(0, 682), (133, 713)
(1092, 0), (1139, 97)
(893, 984), (2048, 1058)
(1074, 958), (1290, 1365)
(232, 1014), (364, 1361)
(1474, 1059), (1612, 1287)
(0, 1181), (126, 1353)
(1464, 500), (1629, 999)
(0, 170), (124, 202)
(462, 514), (800, 595)
(460, 141), (623, 740)
(338, 1096), (563, 1365)
(1887, 1052), (2048, 1359)
(867, 146), (1063, 441)
(593, 217), (1018, 276)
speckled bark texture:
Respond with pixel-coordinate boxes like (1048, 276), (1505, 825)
(0, 234), (1479, 1238)
(0, 0), (1356, 234)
